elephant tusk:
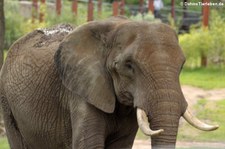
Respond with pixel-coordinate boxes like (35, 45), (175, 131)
(136, 108), (164, 136)
(183, 108), (219, 131)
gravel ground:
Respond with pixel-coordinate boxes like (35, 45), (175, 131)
(181, 85), (225, 107)
(132, 140), (225, 149)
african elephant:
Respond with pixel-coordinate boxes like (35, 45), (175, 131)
(0, 17), (218, 149)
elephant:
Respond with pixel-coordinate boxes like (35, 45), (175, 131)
(0, 17), (218, 149)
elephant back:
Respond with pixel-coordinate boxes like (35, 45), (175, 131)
(6, 24), (74, 60)
(0, 24), (74, 109)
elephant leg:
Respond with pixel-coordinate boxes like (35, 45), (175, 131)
(105, 126), (138, 149)
(105, 110), (138, 149)
(70, 101), (106, 149)
(1, 98), (28, 149)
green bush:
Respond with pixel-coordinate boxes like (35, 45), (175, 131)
(4, 1), (24, 49)
(179, 10), (225, 68)
(179, 28), (212, 67)
(130, 12), (161, 23)
(104, 0), (139, 5)
(45, 1), (113, 26)
(4, 1), (114, 49)
(209, 11), (225, 66)
(46, 1), (77, 26)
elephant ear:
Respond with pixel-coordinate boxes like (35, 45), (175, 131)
(55, 18), (127, 113)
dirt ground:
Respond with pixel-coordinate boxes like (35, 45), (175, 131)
(181, 85), (225, 107)
(133, 140), (225, 149)
(132, 85), (225, 149)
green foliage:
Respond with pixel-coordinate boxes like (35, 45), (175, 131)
(46, 2), (77, 26)
(46, 2), (112, 26)
(4, 1), (24, 49)
(180, 67), (225, 89)
(209, 11), (225, 66)
(167, 14), (180, 32)
(3, 50), (8, 61)
(179, 10), (225, 68)
(103, 0), (139, 5)
(125, 0), (140, 5)
(130, 12), (161, 23)
(96, 4), (113, 21)
(4, 1), (113, 49)
(179, 28), (212, 67)
(0, 137), (9, 149)
(23, 19), (48, 34)
(197, 99), (207, 107)
(4, 1), (48, 48)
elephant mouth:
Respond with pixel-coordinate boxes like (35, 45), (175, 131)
(136, 107), (219, 137)
(119, 91), (133, 106)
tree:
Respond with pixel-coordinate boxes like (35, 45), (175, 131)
(0, 0), (4, 68)
(0, 0), (4, 136)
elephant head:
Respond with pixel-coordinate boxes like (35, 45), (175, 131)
(55, 17), (218, 148)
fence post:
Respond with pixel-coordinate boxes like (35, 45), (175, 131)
(148, 0), (154, 14)
(87, 0), (94, 21)
(72, 0), (78, 16)
(56, 0), (61, 15)
(97, 0), (102, 18)
(39, 0), (45, 23)
(113, 0), (119, 16)
(202, 0), (209, 27)
(120, 0), (125, 15)
(201, 0), (210, 67)
(139, 0), (144, 14)
(171, 0), (175, 18)
(32, 0), (38, 23)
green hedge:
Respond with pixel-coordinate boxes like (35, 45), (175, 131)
(179, 11), (225, 68)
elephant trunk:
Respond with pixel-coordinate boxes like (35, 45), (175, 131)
(137, 105), (219, 149)
(137, 106), (180, 149)
(150, 113), (180, 149)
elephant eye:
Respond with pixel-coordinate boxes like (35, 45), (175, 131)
(125, 62), (132, 69)
(125, 60), (134, 73)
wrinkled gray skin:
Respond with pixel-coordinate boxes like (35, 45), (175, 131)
(0, 18), (188, 149)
